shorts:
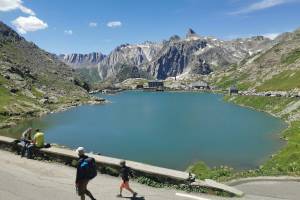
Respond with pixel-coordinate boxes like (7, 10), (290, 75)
(77, 180), (89, 196)
(120, 181), (130, 189)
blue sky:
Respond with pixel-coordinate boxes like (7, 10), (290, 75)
(0, 0), (300, 54)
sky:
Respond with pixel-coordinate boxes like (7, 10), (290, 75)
(0, 0), (300, 55)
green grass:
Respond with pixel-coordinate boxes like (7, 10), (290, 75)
(215, 73), (249, 89)
(281, 49), (300, 65)
(31, 87), (44, 98)
(76, 68), (102, 84)
(236, 82), (253, 90)
(188, 161), (234, 181)
(256, 70), (300, 91)
(224, 95), (294, 114)
(261, 121), (300, 175)
(0, 86), (13, 112)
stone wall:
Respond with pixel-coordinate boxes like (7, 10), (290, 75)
(0, 135), (244, 197)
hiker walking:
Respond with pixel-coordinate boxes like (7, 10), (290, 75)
(117, 160), (137, 198)
(75, 147), (97, 200)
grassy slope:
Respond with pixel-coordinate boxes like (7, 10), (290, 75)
(0, 74), (44, 124)
(0, 21), (91, 127)
(256, 70), (300, 91)
(211, 30), (300, 92)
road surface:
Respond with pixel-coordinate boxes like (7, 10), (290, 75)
(0, 150), (300, 200)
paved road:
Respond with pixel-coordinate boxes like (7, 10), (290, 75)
(236, 181), (300, 200)
(0, 150), (300, 200)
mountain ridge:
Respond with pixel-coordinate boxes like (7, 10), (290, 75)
(60, 28), (275, 82)
(0, 21), (95, 128)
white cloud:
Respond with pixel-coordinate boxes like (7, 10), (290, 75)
(0, 0), (35, 15)
(230, 0), (293, 15)
(263, 32), (280, 39)
(64, 30), (73, 35)
(225, 32), (281, 40)
(89, 22), (97, 27)
(107, 21), (122, 28)
(12, 16), (48, 34)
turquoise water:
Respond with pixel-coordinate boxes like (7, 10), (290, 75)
(1, 91), (286, 170)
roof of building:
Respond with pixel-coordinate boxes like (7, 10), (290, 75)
(189, 81), (209, 87)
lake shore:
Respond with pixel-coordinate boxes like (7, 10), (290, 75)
(0, 96), (106, 131)
(188, 94), (300, 182)
(1, 89), (298, 182)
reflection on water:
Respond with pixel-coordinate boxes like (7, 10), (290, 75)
(0, 119), (50, 139)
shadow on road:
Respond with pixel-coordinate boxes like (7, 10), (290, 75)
(122, 196), (145, 200)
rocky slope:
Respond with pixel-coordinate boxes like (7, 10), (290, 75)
(211, 28), (300, 93)
(0, 21), (94, 128)
(58, 52), (106, 69)
(97, 41), (162, 82)
(95, 29), (273, 82)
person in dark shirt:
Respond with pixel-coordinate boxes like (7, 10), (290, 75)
(117, 160), (137, 197)
(19, 128), (33, 157)
(75, 147), (96, 200)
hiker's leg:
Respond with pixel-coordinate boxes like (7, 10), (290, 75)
(77, 181), (86, 200)
(119, 181), (125, 195)
(19, 141), (25, 156)
(27, 144), (35, 159)
(21, 145), (26, 157)
(126, 187), (135, 194)
(124, 181), (135, 194)
(85, 189), (96, 200)
(84, 181), (96, 200)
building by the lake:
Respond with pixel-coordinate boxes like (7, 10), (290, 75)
(229, 85), (239, 95)
(144, 80), (164, 91)
(189, 81), (210, 90)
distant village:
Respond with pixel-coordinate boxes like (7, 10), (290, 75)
(91, 78), (300, 99)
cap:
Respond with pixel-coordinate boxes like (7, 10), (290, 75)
(76, 147), (85, 155)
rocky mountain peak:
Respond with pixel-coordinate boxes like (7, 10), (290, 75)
(251, 36), (268, 41)
(0, 21), (23, 42)
(186, 28), (197, 38)
(169, 35), (181, 42)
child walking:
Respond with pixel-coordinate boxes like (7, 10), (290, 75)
(117, 160), (137, 198)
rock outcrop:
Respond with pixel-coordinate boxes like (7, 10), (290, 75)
(0, 21), (92, 127)
(59, 52), (106, 69)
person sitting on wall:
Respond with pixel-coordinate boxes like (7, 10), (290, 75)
(33, 129), (45, 148)
(19, 128), (33, 157)
(27, 129), (50, 159)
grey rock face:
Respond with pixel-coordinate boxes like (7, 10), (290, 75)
(147, 39), (208, 79)
(59, 52), (106, 69)
(71, 29), (274, 82)
(98, 42), (162, 80)
(145, 33), (273, 80)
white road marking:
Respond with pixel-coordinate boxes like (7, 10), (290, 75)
(175, 192), (211, 200)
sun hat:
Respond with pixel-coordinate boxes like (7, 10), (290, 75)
(76, 147), (85, 155)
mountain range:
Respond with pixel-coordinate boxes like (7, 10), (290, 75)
(60, 28), (275, 82)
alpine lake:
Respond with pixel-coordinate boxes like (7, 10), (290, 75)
(0, 91), (287, 170)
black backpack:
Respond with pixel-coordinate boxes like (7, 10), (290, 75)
(79, 157), (97, 180)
